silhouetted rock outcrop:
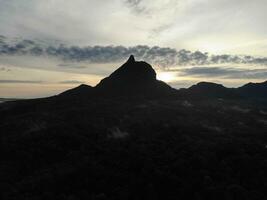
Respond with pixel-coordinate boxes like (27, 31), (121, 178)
(61, 55), (176, 98)
(95, 55), (175, 96)
(96, 55), (156, 87)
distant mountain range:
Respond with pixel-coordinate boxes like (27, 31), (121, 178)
(59, 55), (267, 101)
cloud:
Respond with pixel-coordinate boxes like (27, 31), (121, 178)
(57, 63), (87, 69)
(0, 0), (266, 57)
(58, 80), (85, 84)
(0, 79), (85, 85)
(125, 0), (144, 13)
(1, 37), (267, 68)
(179, 67), (267, 79)
(126, 0), (142, 7)
(0, 67), (11, 72)
(0, 80), (43, 84)
(125, 0), (142, 7)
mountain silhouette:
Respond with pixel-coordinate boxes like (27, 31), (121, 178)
(96, 55), (157, 87)
(61, 55), (176, 98)
(95, 55), (176, 96)
(187, 82), (238, 98)
(238, 81), (267, 98)
(59, 56), (267, 100)
(60, 84), (93, 97)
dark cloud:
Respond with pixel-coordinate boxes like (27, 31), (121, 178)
(126, 0), (142, 7)
(1, 37), (267, 67)
(0, 80), (43, 84)
(180, 67), (267, 79)
(0, 38), (40, 56)
(125, 0), (145, 13)
(0, 67), (11, 72)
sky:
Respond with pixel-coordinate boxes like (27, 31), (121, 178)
(0, 0), (267, 98)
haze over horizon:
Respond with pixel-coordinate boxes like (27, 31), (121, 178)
(0, 0), (267, 98)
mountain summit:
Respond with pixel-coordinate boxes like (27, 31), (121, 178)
(95, 55), (175, 96)
(96, 55), (156, 87)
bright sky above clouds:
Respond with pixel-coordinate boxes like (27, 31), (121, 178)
(0, 0), (266, 98)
